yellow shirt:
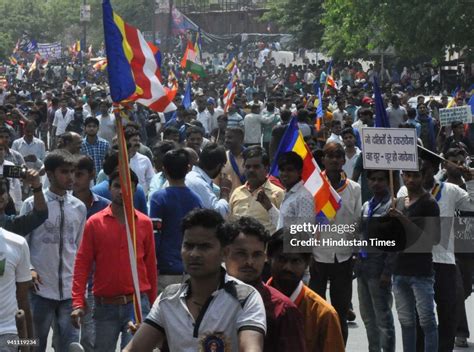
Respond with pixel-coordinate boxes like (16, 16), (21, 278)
(229, 179), (284, 234)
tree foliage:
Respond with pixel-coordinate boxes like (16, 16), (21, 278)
(0, 0), (154, 59)
(322, 0), (473, 62)
(262, 0), (324, 50)
(263, 0), (473, 62)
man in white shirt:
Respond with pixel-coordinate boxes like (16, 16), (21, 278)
(309, 142), (361, 343)
(274, 151), (315, 229)
(332, 98), (348, 123)
(96, 101), (116, 144)
(22, 150), (87, 351)
(126, 129), (155, 195)
(52, 98), (74, 145)
(11, 120), (46, 171)
(123, 209), (266, 351)
(0, 228), (33, 351)
(206, 98), (224, 133)
(326, 120), (344, 146)
(386, 95), (407, 128)
(196, 98), (212, 135)
(244, 105), (274, 146)
(341, 127), (361, 180)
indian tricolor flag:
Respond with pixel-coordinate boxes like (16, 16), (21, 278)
(270, 117), (342, 221)
(181, 40), (206, 77)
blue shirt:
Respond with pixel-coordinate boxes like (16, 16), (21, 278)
(149, 187), (202, 274)
(91, 180), (148, 215)
(185, 166), (229, 216)
(88, 192), (111, 219)
(81, 137), (110, 176)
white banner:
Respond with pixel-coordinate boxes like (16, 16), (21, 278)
(37, 42), (62, 59)
(361, 127), (419, 171)
(439, 106), (472, 126)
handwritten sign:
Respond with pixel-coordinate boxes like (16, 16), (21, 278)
(439, 106), (472, 126)
(361, 128), (419, 171)
(37, 42), (62, 59)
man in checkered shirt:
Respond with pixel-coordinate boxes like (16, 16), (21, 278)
(81, 116), (110, 178)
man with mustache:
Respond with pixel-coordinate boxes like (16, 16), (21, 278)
(266, 228), (344, 352)
(230, 146), (284, 234)
(224, 216), (307, 351)
(124, 209), (266, 351)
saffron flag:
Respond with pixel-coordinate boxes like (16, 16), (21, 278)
(223, 78), (237, 113)
(270, 117), (342, 220)
(373, 77), (390, 128)
(28, 58), (37, 74)
(103, 0), (176, 112)
(181, 40), (206, 78)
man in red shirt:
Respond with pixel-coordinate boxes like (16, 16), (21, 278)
(71, 169), (157, 351)
(224, 216), (307, 352)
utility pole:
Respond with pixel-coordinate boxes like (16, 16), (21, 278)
(80, 0), (90, 65)
(152, 0), (156, 45)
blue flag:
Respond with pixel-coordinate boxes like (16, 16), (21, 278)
(469, 95), (474, 115)
(316, 86), (324, 119)
(373, 77), (390, 128)
(182, 77), (192, 109)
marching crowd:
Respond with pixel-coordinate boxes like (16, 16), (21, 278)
(0, 51), (473, 352)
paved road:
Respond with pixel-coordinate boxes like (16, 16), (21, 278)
(46, 280), (474, 351)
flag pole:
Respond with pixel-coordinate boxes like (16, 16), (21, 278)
(389, 170), (395, 208)
(114, 109), (143, 325)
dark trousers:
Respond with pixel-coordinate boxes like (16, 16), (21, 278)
(309, 258), (353, 344)
(456, 255), (474, 338)
(416, 263), (457, 352)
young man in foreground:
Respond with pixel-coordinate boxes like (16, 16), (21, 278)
(123, 209), (266, 351)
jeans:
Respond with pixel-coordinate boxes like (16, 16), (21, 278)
(81, 293), (96, 352)
(357, 275), (395, 352)
(93, 294), (150, 352)
(393, 275), (438, 352)
(416, 264), (457, 352)
(30, 293), (79, 352)
(309, 258), (353, 344)
(0, 334), (19, 352)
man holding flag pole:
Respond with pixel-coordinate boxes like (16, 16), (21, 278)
(71, 0), (175, 349)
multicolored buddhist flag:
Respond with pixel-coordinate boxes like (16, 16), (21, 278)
(103, 0), (176, 112)
(103, 0), (173, 325)
(9, 56), (18, 66)
(270, 117), (342, 221)
(326, 60), (338, 90)
(223, 77), (237, 113)
(181, 40), (206, 78)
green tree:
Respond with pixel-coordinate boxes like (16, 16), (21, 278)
(0, 0), (155, 59)
(322, 0), (474, 61)
(262, 0), (324, 49)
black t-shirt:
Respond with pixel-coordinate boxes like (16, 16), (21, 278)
(393, 192), (440, 277)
